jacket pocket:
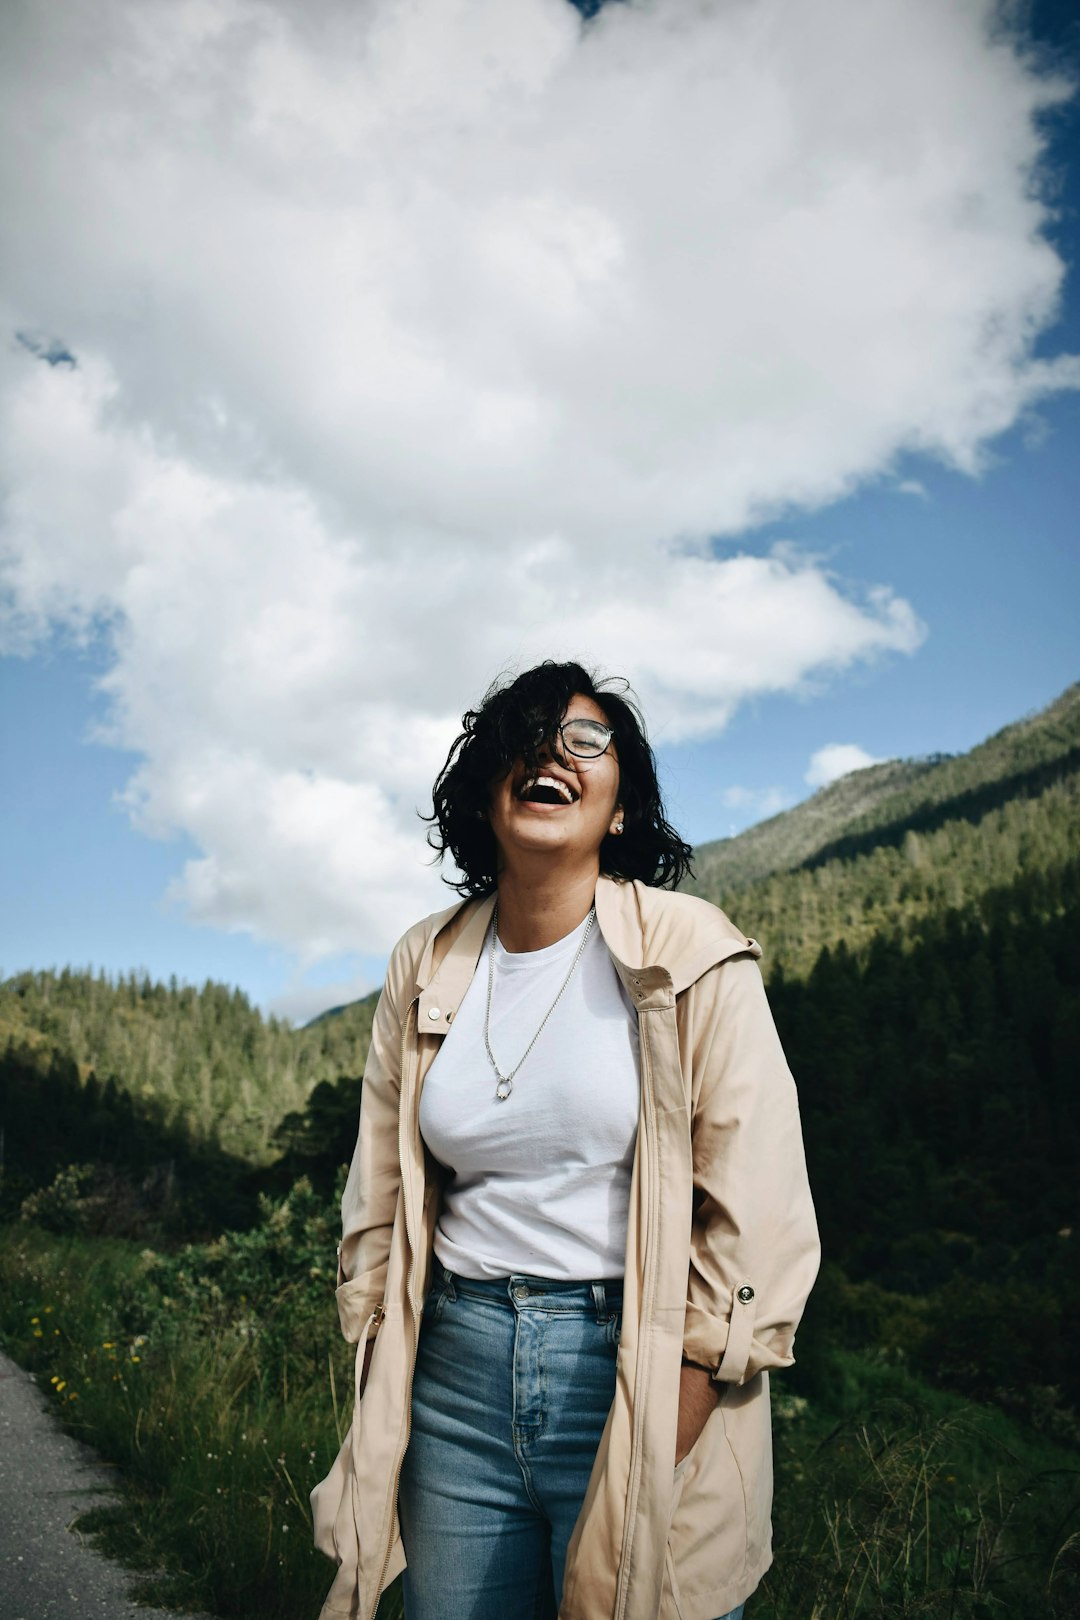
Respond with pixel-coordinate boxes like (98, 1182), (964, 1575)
(664, 1393), (749, 1613)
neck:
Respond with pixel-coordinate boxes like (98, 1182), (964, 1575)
(495, 863), (600, 953)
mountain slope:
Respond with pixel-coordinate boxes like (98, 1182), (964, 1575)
(0, 972), (377, 1163)
(691, 681), (1080, 900)
(688, 681), (1080, 977)
(690, 757), (940, 897)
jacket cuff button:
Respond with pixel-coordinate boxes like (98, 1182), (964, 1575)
(736, 1285), (755, 1304)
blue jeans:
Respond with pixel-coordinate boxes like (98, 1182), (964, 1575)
(398, 1264), (745, 1620)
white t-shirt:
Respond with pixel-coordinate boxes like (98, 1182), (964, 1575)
(419, 914), (640, 1280)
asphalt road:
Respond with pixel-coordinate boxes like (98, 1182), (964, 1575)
(0, 1350), (212, 1620)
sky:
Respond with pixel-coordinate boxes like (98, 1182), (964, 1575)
(1, 0), (1078, 1022)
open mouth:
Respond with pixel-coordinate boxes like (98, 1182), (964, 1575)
(517, 773), (578, 806)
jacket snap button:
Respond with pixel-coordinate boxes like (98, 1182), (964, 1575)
(428, 1007), (441, 1020)
(737, 1285), (755, 1304)
(446, 1010), (453, 1022)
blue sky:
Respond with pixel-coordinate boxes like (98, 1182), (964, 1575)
(667, 378), (1080, 844)
(1, 0), (1077, 1019)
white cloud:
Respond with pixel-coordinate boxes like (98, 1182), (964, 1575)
(0, 0), (1075, 975)
(720, 785), (794, 820)
(805, 743), (888, 788)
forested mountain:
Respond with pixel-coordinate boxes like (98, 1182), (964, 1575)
(689, 681), (1080, 977)
(692, 681), (1079, 892)
(691, 756), (941, 895)
(0, 969), (376, 1164)
(773, 857), (1080, 1413)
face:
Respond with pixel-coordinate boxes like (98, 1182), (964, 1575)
(486, 693), (623, 871)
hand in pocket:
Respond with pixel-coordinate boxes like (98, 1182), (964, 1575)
(675, 1363), (719, 1466)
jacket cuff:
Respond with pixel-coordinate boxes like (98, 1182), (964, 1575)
(683, 1281), (759, 1385)
(335, 1269), (386, 1343)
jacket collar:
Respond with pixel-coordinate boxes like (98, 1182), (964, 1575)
(596, 876), (761, 994)
(413, 876), (759, 1035)
(415, 892), (495, 1034)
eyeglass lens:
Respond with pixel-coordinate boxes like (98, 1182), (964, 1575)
(559, 720), (611, 757)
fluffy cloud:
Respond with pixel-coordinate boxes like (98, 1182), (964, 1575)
(0, 0), (1075, 970)
(805, 743), (888, 788)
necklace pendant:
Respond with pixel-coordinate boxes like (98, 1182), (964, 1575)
(495, 1077), (513, 1101)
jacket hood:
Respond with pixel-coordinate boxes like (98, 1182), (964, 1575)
(594, 877), (760, 994)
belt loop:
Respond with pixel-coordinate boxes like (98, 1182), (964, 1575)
(591, 1281), (607, 1322)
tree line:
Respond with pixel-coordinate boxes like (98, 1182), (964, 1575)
(0, 967), (375, 1162)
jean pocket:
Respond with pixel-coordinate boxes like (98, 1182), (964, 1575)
(422, 1278), (452, 1327)
(604, 1310), (622, 1351)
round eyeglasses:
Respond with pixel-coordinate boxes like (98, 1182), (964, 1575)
(556, 718), (614, 759)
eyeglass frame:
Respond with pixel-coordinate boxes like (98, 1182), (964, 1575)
(553, 718), (615, 759)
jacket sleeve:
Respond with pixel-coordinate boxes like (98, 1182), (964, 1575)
(334, 944), (409, 1344)
(680, 953), (820, 1385)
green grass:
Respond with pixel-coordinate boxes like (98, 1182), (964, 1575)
(1, 1202), (1077, 1620)
(763, 1360), (1080, 1618)
(0, 1220), (358, 1616)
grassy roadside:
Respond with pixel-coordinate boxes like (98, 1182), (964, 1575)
(0, 1189), (402, 1619)
(1, 1195), (1077, 1619)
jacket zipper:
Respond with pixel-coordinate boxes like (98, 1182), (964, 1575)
(613, 1004), (662, 1620)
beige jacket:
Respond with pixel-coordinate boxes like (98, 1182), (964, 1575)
(311, 876), (819, 1620)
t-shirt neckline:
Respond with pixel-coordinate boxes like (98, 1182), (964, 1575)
(493, 910), (594, 971)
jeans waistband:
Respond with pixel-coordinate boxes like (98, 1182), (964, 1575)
(432, 1259), (623, 1320)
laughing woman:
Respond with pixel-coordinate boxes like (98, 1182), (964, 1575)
(312, 661), (819, 1620)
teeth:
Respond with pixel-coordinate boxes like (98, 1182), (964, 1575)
(530, 774), (574, 802)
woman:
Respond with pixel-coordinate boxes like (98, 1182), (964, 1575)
(312, 661), (819, 1620)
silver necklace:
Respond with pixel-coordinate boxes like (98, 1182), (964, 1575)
(484, 903), (596, 1101)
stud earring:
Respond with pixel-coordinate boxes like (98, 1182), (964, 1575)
(612, 821), (624, 836)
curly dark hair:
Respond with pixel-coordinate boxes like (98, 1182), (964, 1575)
(426, 660), (693, 898)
